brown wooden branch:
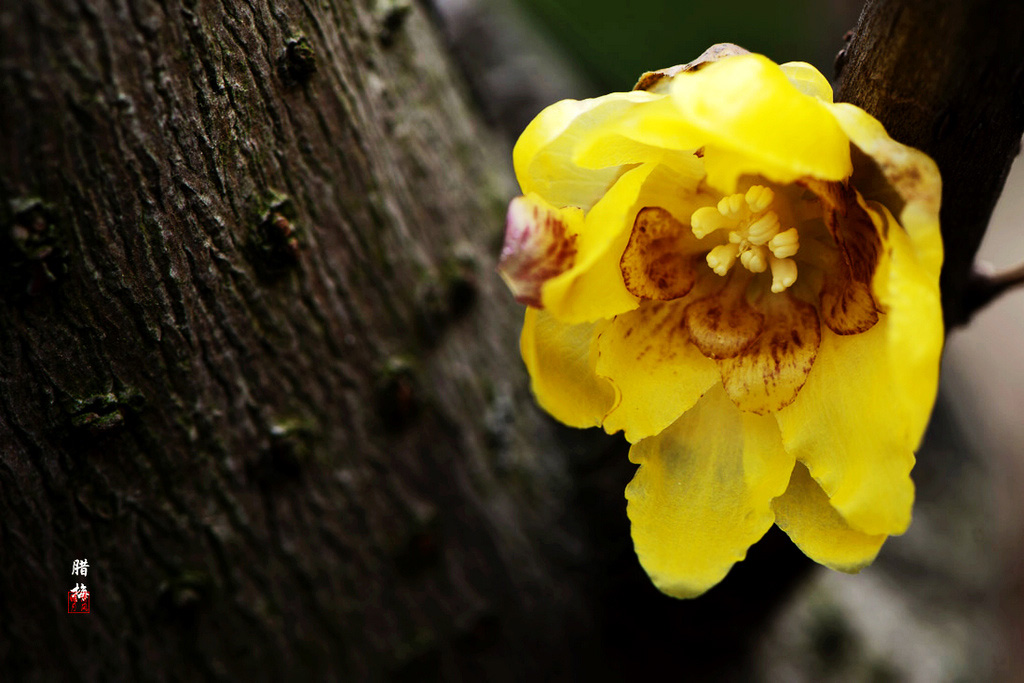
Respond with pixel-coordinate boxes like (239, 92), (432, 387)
(961, 260), (1024, 321)
(0, 1), (594, 678)
(837, 0), (1024, 328)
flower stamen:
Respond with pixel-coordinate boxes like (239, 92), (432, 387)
(744, 185), (775, 213)
(690, 185), (801, 292)
(746, 212), (780, 245)
(769, 255), (798, 293)
(706, 243), (740, 275)
(768, 228), (799, 259)
(690, 208), (732, 239)
(739, 245), (768, 273)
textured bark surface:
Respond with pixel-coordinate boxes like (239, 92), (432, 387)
(0, 0), (589, 678)
(836, 0), (1024, 326)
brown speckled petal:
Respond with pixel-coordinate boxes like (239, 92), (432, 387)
(683, 276), (765, 360)
(498, 195), (582, 307)
(619, 207), (700, 301)
(806, 179), (881, 335)
(718, 292), (821, 415)
(596, 299), (719, 443)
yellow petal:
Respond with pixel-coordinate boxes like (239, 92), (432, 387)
(775, 193), (941, 538)
(629, 154), (715, 226)
(779, 61), (834, 101)
(775, 323), (916, 537)
(827, 103), (943, 276)
(568, 93), (707, 181)
(871, 202), (944, 452)
(575, 48), (763, 172)
(633, 43), (751, 94)
(520, 308), (616, 428)
(572, 95), (706, 168)
(772, 462), (887, 572)
(626, 385), (794, 598)
(513, 92), (661, 210)
(540, 163), (657, 324)
(670, 54), (852, 192)
(840, 104), (943, 447)
(596, 300), (719, 442)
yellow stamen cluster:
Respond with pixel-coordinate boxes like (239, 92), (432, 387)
(690, 186), (800, 293)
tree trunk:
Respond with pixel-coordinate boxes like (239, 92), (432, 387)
(836, 0), (1024, 326)
(0, 0), (588, 678)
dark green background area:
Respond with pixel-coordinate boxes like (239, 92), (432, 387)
(512, 0), (860, 91)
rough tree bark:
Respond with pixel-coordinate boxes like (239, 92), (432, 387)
(836, 0), (1024, 327)
(1, 0), (1022, 681)
(0, 0), (588, 678)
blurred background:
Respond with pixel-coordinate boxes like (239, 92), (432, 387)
(436, 0), (1023, 679)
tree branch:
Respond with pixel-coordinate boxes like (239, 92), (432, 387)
(961, 260), (1024, 321)
(837, 0), (1024, 328)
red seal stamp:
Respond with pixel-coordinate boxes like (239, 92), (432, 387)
(68, 583), (90, 613)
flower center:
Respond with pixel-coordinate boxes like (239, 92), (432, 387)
(690, 185), (800, 294)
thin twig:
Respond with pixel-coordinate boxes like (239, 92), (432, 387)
(955, 260), (1024, 327)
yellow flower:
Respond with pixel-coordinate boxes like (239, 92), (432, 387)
(498, 45), (944, 598)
